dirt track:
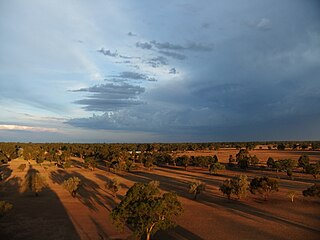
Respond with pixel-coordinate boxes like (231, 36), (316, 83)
(1, 151), (319, 240)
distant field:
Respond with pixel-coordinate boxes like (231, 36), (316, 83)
(0, 151), (319, 240)
(175, 149), (320, 163)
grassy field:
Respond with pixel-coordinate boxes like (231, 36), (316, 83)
(0, 150), (319, 240)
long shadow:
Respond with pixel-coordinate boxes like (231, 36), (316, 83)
(155, 225), (203, 240)
(0, 164), (12, 182)
(121, 169), (320, 236)
(198, 194), (320, 234)
(71, 171), (117, 211)
(155, 167), (226, 186)
(0, 165), (80, 239)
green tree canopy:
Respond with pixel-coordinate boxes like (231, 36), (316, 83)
(250, 177), (279, 200)
(111, 181), (182, 240)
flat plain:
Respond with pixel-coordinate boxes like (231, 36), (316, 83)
(1, 149), (319, 240)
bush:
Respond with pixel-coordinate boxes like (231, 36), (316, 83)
(63, 177), (81, 197)
(106, 178), (121, 197)
(219, 179), (233, 199)
(298, 155), (310, 168)
(209, 162), (224, 175)
(267, 157), (274, 168)
(189, 179), (205, 200)
(304, 163), (320, 179)
(302, 184), (320, 198)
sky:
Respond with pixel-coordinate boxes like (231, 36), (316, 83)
(0, 0), (320, 143)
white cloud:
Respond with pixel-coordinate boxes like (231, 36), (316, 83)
(0, 124), (59, 133)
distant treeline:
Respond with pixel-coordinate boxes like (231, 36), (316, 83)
(0, 141), (319, 165)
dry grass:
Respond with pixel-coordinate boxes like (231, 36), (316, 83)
(0, 150), (319, 240)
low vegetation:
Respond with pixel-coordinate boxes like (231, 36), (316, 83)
(63, 177), (81, 197)
(189, 179), (206, 200)
(106, 178), (121, 198)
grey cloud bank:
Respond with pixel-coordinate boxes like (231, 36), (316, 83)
(1, 0), (320, 142)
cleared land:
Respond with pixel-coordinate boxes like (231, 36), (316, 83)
(0, 149), (320, 240)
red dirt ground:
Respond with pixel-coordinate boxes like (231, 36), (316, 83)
(1, 150), (319, 240)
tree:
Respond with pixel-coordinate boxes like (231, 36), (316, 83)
(209, 162), (224, 175)
(279, 159), (297, 179)
(250, 155), (260, 166)
(106, 178), (121, 198)
(189, 179), (206, 200)
(250, 177), (279, 201)
(277, 143), (286, 150)
(232, 175), (249, 200)
(298, 155), (310, 168)
(219, 175), (249, 200)
(302, 184), (320, 198)
(267, 157), (275, 168)
(24, 170), (47, 196)
(304, 163), (320, 179)
(219, 179), (233, 199)
(111, 181), (182, 240)
(176, 155), (190, 170)
(236, 149), (250, 170)
(0, 200), (13, 217)
(141, 153), (154, 170)
(63, 177), (81, 197)
(287, 191), (296, 203)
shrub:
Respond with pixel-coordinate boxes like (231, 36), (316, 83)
(189, 179), (206, 200)
(298, 155), (310, 168)
(63, 177), (81, 197)
(302, 184), (320, 198)
(106, 178), (121, 198)
(209, 162), (224, 175)
(219, 179), (233, 199)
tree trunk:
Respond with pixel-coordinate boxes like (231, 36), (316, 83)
(146, 232), (151, 240)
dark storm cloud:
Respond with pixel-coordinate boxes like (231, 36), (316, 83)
(97, 48), (118, 57)
(136, 42), (152, 49)
(158, 51), (186, 60)
(68, 0), (320, 141)
(72, 83), (145, 111)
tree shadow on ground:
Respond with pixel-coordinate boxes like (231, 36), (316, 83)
(155, 225), (203, 240)
(0, 165), (80, 240)
(120, 169), (320, 237)
(0, 164), (12, 182)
